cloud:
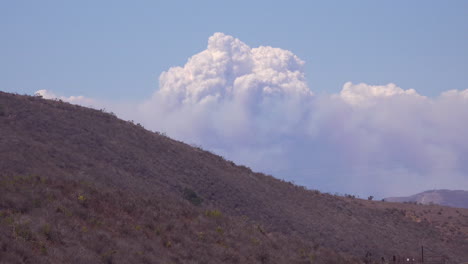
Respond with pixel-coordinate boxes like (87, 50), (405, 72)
(35, 89), (98, 107)
(36, 33), (468, 198)
(146, 33), (310, 108)
(137, 33), (312, 148)
(34, 89), (138, 121)
(329, 83), (468, 196)
(339, 82), (424, 106)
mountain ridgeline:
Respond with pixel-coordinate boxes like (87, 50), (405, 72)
(1, 91), (467, 264)
(386, 190), (468, 209)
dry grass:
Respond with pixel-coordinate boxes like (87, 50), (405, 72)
(0, 174), (358, 264)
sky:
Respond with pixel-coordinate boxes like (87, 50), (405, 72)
(1, 1), (468, 198)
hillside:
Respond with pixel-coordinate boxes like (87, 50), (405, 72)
(1, 91), (468, 263)
(386, 190), (468, 209)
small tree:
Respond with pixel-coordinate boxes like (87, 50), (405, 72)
(368, 195), (374, 201)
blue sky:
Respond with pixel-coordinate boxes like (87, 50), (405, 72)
(2, 1), (468, 197)
(1, 0), (467, 99)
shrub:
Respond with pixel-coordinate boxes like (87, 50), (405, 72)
(33, 198), (42, 208)
(101, 250), (117, 264)
(56, 206), (73, 217)
(164, 241), (172, 248)
(183, 188), (203, 206)
(154, 227), (162, 236)
(4, 216), (14, 225)
(14, 222), (34, 241)
(197, 232), (205, 240)
(367, 196), (374, 201)
(41, 224), (52, 240)
(78, 194), (86, 202)
(39, 242), (47, 255)
(78, 194), (88, 208)
(205, 209), (222, 218)
(251, 238), (260, 245)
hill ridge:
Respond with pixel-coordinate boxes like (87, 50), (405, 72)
(1, 91), (467, 263)
(386, 189), (468, 209)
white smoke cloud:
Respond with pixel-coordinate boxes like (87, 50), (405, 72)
(35, 89), (98, 107)
(34, 89), (138, 122)
(147, 33), (311, 108)
(339, 82), (424, 106)
(36, 33), (468, 197)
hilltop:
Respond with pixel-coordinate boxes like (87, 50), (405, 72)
(386, 189), (468, 209)
(1, 91), (467, 263)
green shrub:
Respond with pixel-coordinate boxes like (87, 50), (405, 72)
(78, 194), (86, 202)
(205, 209), (222, 217)
(77, 194), (89, 208)
(183, 188), (203, 206)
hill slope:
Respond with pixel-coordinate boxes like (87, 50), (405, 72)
(386, 189), (468, 209)
(1, 92), (468, 263)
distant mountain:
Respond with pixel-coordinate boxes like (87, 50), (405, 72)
(385, 189), (468, 208)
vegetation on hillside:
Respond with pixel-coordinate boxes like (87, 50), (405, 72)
(0, 174), (358, 264)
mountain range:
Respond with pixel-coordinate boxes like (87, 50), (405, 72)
(386, 189), (468, 209)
